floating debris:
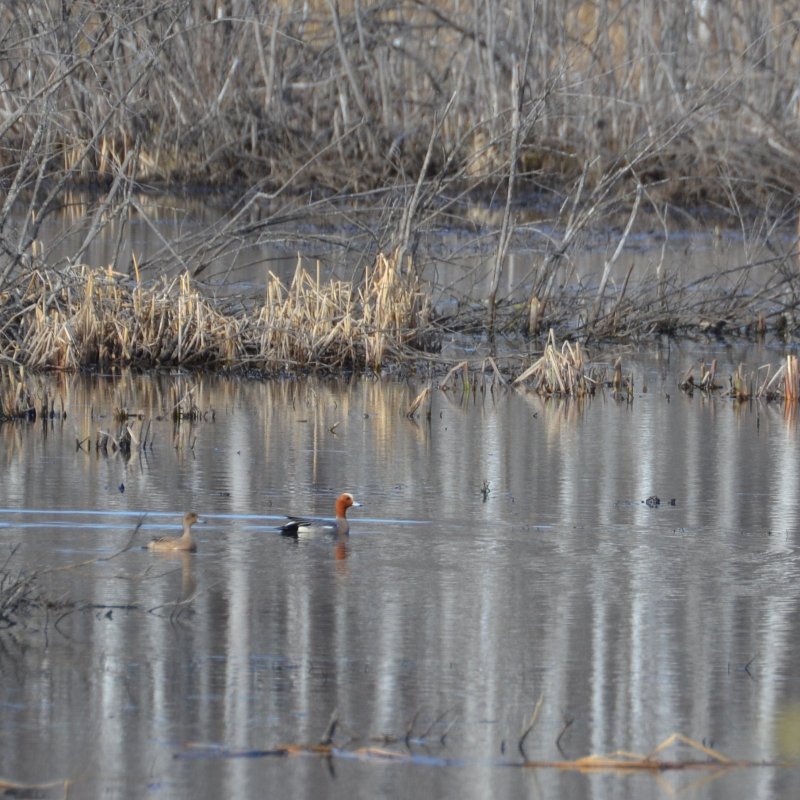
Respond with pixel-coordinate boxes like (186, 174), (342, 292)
(172, 724), (779, 781)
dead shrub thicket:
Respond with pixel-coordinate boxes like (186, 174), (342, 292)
(3, 2), (800, 346)
(3, 1), (799, 193)
(0, 0), (800, 194)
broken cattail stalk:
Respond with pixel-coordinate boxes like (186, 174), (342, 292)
(405, 386), (431, 418)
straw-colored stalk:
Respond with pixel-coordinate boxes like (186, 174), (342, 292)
(9, 266), (246, 370)
(730, 364), (750, 400)
(0, 366), (57, 421)
(4, 254), (435, 373)
(514, 329), (602, 396)
(785, 355), (799, 401)
(251, 252), (431, 372)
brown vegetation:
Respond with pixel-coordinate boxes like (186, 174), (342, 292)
(680, 354), (800, 402)
(0, 253), (433, 373)
(3, 2), (800, 352)
(0, 366), (65, 421)
(514, 329), (605, 396)
(2, 1), (800, 196)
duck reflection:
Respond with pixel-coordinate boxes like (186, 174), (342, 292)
(148, 549), (197, 608)
(334, 534), (348, 565)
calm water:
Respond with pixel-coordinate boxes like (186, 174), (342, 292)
(1, 348), (800, 799)
(8, 192), (779, 306)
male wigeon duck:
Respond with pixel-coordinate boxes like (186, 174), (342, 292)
(148, 512), (200, 552)
(280, 492), (362, 537)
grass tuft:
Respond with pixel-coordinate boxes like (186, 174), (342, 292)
(0, 254), (437, 374)
(513, 330), (604, 397)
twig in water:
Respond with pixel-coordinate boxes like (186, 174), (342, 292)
(518, 693), (545, 761)
(405, 386), (431, 418)
(51, 516), (147, 572)
(320, 709), (339, 746)
(439, 716), (458, 746)
(742, 653), (758, 679)
(556, 716), (574, 757)
(405, 709), (422, 747)
(147, 585), (199, 616)
(418, 707), (457, 743)
(644, 732), (733, 765)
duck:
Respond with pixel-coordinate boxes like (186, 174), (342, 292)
(148, 512), (200, 552)
(279, 492), (362, 537)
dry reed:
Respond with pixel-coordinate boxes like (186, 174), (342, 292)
(4, 0), (800, 349)
(0, 253), (435, 374)
(679, 355), (800, 402)
(514, 329), (606, 396)
(2, 0), (798, 203)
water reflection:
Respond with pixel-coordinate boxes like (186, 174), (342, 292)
(146, 551), (198, 616)
(8, 192), (780, 309)
(0, 357), (799, 797)
(333, 535), (349, 566)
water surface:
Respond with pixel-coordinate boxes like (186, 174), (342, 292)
(1, 351), (799, 798)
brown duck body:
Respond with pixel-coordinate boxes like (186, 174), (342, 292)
(149, 512), (199, 552)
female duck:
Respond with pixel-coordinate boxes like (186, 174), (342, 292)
(280, 492), (362, 537)
(148, 512), (200, 552)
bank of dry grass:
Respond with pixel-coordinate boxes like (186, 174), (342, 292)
(4, 250), (800, 386)
(6, 256), (800, 411)
(0, 252), (432, 373)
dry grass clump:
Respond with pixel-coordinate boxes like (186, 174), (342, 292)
(513, 330), (608, 397)
(0, 367), (38, 421)
(678, 360), (722, 394)
(1, 253), (436, 373)
(248, 252), (432, 372)
(361, 252), (432, 367)
(679, 355), (800, 402)
(5, 266), (241, 370)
